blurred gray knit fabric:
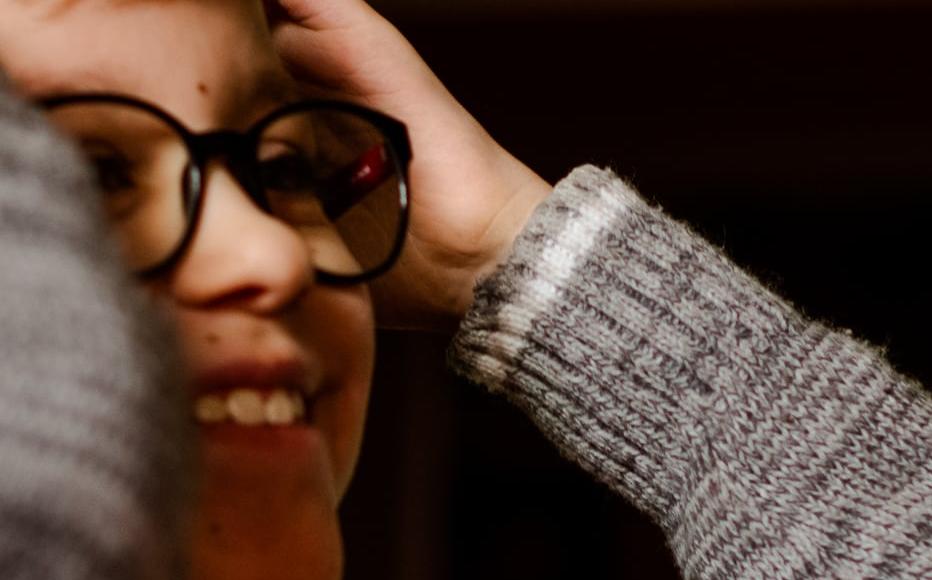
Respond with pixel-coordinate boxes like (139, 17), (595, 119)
(451, 165), (932, 579)
(0, 80), (192, 579)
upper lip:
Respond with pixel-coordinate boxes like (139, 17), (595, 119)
(191, 357), (320, 399)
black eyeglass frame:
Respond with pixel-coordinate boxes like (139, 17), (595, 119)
(39, 93), (412, 286)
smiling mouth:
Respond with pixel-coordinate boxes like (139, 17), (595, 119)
(193, 387), (313, 427)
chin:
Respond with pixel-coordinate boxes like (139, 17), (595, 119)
(188, 421), (346, 580)
(182, 285), (374, 580)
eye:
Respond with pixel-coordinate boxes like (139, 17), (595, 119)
(258, 151), (318, 193)
(90, 153), (137, 194)
(79, 141), (143, 220)
(76, 138), (136, 192)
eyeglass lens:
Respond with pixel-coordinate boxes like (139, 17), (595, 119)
(44, 101), (404, 279)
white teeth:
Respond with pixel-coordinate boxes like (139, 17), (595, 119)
(194, 388), (309, 426)
(265, 390), (296, 425)
(194, 394), (227, 424)
(228, 389), (265, 426)
(291, 392), (306, 419)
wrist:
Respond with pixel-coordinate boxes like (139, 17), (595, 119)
(453, 160), (552, 320)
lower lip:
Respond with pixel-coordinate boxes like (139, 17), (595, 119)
(195, 422), (335, 495)
(198, 422), (325, 456)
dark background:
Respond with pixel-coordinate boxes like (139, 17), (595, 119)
(340, 3), (932, 578)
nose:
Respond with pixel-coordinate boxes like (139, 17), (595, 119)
(167, 164), (313, 312)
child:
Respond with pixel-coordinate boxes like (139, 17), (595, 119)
(0, 1), (929, 579)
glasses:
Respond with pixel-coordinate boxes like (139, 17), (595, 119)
(39, 94), (411, 285)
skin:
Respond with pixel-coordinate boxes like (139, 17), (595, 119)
(1, 0), (552, 577)
(2, 1), (371, 578)
(265, 0), (553, 330)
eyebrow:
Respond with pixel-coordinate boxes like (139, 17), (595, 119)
(31, 0), (152, 20)
(20, 63), (305, 134)
(23, 66), (301, 106)
(17, 69), (122, 100)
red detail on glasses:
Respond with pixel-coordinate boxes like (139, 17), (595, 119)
(350, 145), (391, 191)
(322, 144), (393, 219)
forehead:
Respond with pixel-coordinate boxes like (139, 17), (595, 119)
(0, 0), (298, 129)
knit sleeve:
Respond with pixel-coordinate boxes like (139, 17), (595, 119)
(0, 81), (193, 579)
(449, 164), (932, 579)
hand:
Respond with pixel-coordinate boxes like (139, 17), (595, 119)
(265, 0), (551, 331)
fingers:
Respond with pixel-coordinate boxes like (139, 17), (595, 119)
(265, 0), (455, 120)
(264, 0), (393, 94)
(268, 2), (430, 104)
(265, 0), (382, 30)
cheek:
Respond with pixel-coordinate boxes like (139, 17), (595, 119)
(150, 276), (375, 503)
(291, 284), (375, 498)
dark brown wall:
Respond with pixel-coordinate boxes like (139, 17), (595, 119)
(341, 5), (932, 579)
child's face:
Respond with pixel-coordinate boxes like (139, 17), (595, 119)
(2, 1), (374, 578)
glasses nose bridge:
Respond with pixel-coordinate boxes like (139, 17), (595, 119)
(190, 130), (268, 209)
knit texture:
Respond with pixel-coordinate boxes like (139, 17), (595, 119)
(0, 80), (193, 579)
(450, 165), (932, 579)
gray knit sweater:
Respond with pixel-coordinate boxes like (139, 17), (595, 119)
(0, 81), (192, 579)
(449, 165), (932, 579)
(2, 79), (931, 579)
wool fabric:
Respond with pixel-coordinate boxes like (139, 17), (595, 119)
(450, 165), (932, 579)
(0, 79), (193, 580)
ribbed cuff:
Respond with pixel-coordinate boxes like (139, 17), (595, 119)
(449, 165), (932, 578)
(449, 164), (698, 522)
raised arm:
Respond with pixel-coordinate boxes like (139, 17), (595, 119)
(450, 165), (932, 578)
(265, 3), (932, 577)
